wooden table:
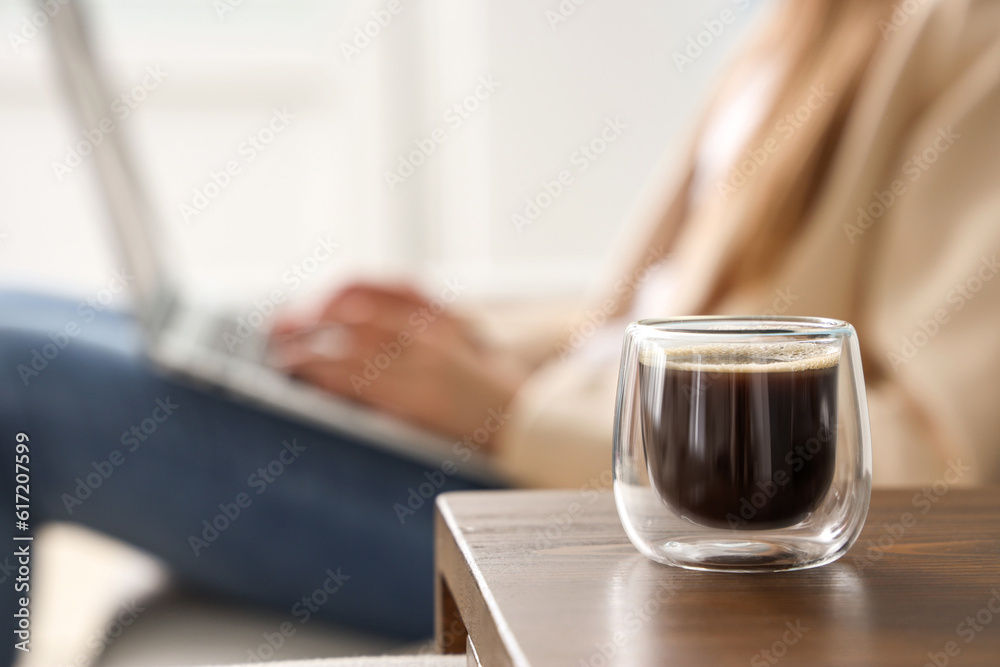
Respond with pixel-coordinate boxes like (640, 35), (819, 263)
(434, 489), (1000, 666)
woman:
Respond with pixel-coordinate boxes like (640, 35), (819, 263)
(280, 0), (1000, 489)
(3, 0), (998, 660)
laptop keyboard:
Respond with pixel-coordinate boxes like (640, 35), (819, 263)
(201, 314), (270, 363)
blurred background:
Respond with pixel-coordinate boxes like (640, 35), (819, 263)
(1, 0), (766, 664)
(0, 0), (764, 307)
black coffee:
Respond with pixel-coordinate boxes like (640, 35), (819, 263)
(639, 347), (838, 529)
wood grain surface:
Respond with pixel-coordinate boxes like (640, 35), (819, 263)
(435, 488), (1000, 666)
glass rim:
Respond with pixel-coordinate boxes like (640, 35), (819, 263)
(633, 316), (853, 338)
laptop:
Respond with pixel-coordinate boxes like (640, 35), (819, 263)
(44, 0), (501, 483)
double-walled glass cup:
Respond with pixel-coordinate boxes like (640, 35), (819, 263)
(614, 317), (872, 572)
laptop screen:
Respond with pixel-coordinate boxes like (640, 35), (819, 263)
(45, 0), (175, 331)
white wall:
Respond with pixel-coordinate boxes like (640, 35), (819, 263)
(0, 0), (765, 305)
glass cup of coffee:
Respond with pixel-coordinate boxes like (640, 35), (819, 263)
(613, 317), (872, 572)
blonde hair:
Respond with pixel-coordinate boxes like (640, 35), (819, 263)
(701, 0), (897, 308)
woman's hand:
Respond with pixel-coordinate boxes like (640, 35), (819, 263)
(269, 282), (527, 447)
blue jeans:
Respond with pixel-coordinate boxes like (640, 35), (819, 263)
(0, 291), (490, 666)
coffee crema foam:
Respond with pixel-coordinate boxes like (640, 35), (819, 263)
(639, 341), (841, 373)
